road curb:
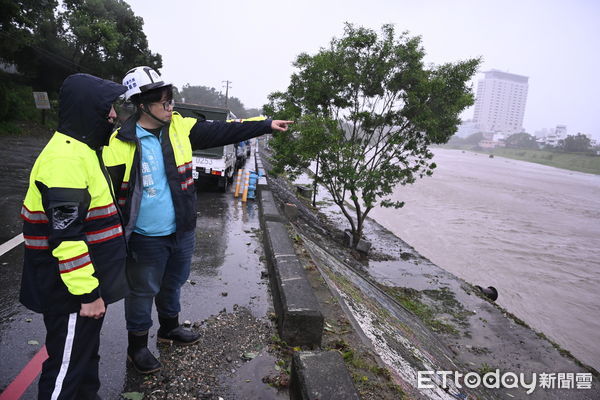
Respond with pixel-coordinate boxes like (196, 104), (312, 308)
(257, 180), (324, 345)
(260, 218), (323, 346)
(290, 351), (361, 400)
(258, 189), (286, 223)
(254, 143), (360, 399)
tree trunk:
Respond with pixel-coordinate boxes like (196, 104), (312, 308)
(312, 154), (319, 207)
(352, 230), (360, 249)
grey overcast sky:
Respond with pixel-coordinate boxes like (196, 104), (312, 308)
(125, 0), (600, 139)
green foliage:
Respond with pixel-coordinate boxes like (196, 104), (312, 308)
(59, 0), (162, 81)
(265, 23), (479, 246)
(0, 121), (22, 135)
(1, 0), (161, 96)
(505, 132), (539, 149)
(559, 133), (591, 153)
(121, 392), (144, 400)
(485, 148), (600, 175)
(0, 80), (37, 121)
(383, 287), (459, 335)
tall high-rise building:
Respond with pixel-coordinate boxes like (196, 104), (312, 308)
(473, 70), (528, 135)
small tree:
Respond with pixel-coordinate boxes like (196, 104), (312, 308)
(264, 23), (479, 248)
(505, 132), (539, 149)
(560, 133), (591, 153)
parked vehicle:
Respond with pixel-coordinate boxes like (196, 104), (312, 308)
(174, 102), (236, 191)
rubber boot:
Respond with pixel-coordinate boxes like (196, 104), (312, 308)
(127, 331), (162, 374)
(157, 315), (201, 345)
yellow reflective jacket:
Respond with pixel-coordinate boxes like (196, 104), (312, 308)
(20, 74), (128, 314)
(103, 112), (271, 238)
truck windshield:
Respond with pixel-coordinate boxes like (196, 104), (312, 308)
(193, 146), (225, 157)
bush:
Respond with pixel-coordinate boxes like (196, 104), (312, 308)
(0, 120), (23, 135)
(0, 80), (39, 121)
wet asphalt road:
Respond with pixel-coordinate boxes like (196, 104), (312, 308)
(0, 156), (277, 399)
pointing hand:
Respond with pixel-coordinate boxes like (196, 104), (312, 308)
(271, 120), (294, 132)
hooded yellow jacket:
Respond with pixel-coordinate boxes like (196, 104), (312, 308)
(20, 74), (128, 314)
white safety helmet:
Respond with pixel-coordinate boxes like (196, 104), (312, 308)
(122, 66), (171, 101)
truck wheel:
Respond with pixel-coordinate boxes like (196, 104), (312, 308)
(219, 176), (229, 193)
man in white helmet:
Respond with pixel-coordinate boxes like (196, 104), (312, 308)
(103, 66), (292, 374)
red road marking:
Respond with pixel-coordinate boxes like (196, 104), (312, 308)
(0, 345), (47, 400)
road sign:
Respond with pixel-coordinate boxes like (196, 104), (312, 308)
(32, 92), (50, 109)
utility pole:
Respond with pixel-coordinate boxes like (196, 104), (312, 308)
(222, 80), (232, 108)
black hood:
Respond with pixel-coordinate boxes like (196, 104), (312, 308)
(58, 73), (127, 150)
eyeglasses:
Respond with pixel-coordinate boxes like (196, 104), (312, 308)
(158, 99), (175, 111)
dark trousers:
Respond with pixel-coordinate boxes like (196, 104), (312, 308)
(38, 312), (104, 400)
(125, 231), (195, 332)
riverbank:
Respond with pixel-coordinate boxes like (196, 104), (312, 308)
(368, 147), (600, 371)
(2, 130), (598, 398)
(439, 145), (600, 175)
(0, 132), (406, 400)
(262, 148), (599, 398)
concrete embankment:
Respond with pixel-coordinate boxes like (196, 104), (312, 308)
(255, 143), (599, 399)
(256, 153), (362, 399)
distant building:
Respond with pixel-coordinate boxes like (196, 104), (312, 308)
(555, 125), (567, 137)
(473, 70), (529, 136)
(478, 132), (506, 149)
(538, 125), (567, 147)
(534, 128), (552, 139)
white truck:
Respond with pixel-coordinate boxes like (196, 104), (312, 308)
(173, 103), (236, 191)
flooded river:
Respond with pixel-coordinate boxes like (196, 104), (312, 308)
(369, 148), (600, 370)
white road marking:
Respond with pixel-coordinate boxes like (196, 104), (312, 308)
(0, 234), (24, 257)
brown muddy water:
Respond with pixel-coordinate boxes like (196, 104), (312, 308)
(369, 148), (600, 370)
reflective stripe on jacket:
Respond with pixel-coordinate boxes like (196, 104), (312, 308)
(103, 112), (272, 238)
(20, 132), (128, 314)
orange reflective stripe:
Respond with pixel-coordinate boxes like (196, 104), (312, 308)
(85, 204), (117, 221)
(177, 162), (192, 174)
(24, 235), (49, 249)
(21, 206), (49, 224)
(180, 177), (194, 191)
(85, 224), (123, 244)
(118, 182), (129, 207)
(58, 252), (92, 273)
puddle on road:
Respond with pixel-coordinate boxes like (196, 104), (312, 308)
(220, 348), (287, 400)
(186, 189), (272, 321)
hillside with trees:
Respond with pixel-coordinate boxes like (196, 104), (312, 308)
(0, 0), (259, 133)
(179, 85), (261, 118)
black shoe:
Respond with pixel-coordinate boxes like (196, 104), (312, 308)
(157, 326), (201, 345)
(127, 332), (162, 374)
